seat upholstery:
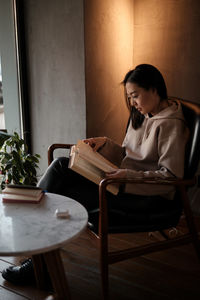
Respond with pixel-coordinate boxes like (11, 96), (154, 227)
(88, 190), (183, 234)
(177, 99), (200, 177)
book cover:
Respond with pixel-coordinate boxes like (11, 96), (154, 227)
(2, 185), (44, 203)
(3, 186), (43, 198)
(69, 140), (119, 195)
(2, 192), (44, 203)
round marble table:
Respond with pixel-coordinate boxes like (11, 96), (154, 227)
(0, 192), (88, 299)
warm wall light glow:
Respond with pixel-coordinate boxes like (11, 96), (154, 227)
(133, 0), (200, 101)
(84, 0), (134, 143)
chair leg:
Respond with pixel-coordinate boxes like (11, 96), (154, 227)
(192, 238), (200, 261)
(180, 187), (200, 261)
(100, 232), (109, 300)
(100, 253), (109, 300)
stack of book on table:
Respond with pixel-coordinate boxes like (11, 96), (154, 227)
(2, 184), (44, 203)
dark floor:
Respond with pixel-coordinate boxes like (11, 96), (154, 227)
(0, 216), (200, 300)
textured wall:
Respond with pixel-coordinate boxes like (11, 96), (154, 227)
(133, 0), (200, 102)
(85, 0), (200, 146)
(84, 0), (134, 144)
(24, 0), (86, 176)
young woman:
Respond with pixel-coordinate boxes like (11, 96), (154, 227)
(2, 64), (189, 284)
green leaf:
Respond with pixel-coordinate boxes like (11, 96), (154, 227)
(0, 132), (40, 187)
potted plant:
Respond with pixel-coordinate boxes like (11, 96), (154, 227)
(0, 131), (40, 190)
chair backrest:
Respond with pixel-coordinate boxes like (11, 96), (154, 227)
(169, 97), (200, 179)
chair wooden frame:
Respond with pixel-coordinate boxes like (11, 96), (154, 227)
(47, 99), (200, 299)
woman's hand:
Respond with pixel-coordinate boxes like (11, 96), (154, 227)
(105, 169), (127, 179)
(83, 137), (107, 152)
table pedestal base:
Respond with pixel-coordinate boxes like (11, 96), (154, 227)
(32, 249), (71, 300)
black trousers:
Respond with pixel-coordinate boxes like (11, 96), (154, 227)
(38, 157), (179, 215)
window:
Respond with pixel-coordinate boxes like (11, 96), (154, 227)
(0, 0), (22, 135)
(0, 54), (5, 129)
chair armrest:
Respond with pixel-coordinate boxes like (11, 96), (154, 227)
(99, 176), (196, 206)
(99, 177), (196, 190)
(48, 143), (74, 165)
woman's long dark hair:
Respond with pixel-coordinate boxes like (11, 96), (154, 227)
(123, 64), (168, 129)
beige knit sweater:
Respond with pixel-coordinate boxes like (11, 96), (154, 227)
(99, 100), (189, 199)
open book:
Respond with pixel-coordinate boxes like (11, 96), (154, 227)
(68, 140), (119, 195)
(2, 184), (44, 203)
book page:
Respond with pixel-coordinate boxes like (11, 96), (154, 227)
(76, 140), (118, 172)
(69, 143), (119, 195)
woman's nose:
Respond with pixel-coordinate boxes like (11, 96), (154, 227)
(130, 98), (136, 107)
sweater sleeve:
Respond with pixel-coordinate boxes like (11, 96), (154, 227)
(98, 138), (125, 167)
(125, 120), (189, 180)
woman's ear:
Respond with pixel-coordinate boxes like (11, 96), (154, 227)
(151, 87), (158, 96)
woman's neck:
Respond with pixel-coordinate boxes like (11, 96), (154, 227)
(151, 99), (169, 115)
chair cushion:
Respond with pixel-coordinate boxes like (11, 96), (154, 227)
(88, 192), (182, 234)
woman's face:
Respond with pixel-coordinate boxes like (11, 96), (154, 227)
(125, 82), (160, 115)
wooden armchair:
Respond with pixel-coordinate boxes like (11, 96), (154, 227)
(47, 98), (200, 299)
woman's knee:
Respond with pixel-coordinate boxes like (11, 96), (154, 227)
(50, 157), (69, 170)
(38, 157), (69, 188)
(52, 156), (69, 164)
